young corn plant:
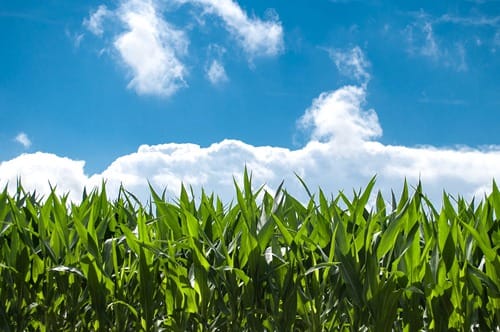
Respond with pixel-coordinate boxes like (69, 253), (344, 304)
(0, 172), (498, 331)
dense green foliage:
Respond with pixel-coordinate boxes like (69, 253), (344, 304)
(0, 172), (499, 331)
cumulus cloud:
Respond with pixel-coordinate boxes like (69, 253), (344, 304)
(114, 0), (188, 96)
(0, 153), (88, 202)
(2, 83), (499, 205)
(14, 132), (32, 149)
(82, 0), (283, 97)
(206, 60), (228, 84)
(181, 0), (284, 57)
(2, 47), (498, 205)
(299, 86), (381, 147)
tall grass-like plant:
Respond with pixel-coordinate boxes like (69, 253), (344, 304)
(0, 171), (498, 331)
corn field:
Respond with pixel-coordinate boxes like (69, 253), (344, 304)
(0, 172), (499, 331)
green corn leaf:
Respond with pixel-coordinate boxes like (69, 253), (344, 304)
(467, 263), (500, 298)
(355, 176), (376, 219)
(2, 175), (500, 329)
(294, 172), (314, 200)
(460, 219), (497, 262)
(150, 185), (182, 239)
(85, 258), (108, 330)
(107, 300), (139, 320)
(490, 180), (500, 220)
(139, 248), (154, 330)
(119, 224), (140, 255)
(377, 208), (408, 260)
(272, 214), (293, 247)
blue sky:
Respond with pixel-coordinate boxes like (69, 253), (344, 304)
(1, 0), (500, 203)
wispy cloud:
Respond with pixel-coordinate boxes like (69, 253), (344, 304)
(14, 132), (32, 149)
(417, 97), (466, 105)
(205, 44), (228, 84)
(455, 42), (468, 71)
(403, 11), (471, 71)
(403, 9), (499, 70)
(74, 33), (84, 48)
(83, 5), (111, 36)
(438, 13), (500, 27)
(327, 46), (371, 85)
(65, 28), (85, 48)
(206, 60), (228, 84)
(404, 14), (440, 59)
(420, 21), (440, 58)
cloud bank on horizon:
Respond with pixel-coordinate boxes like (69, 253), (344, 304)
(2, 45), (499, 204)
(1, 1), (499, 205)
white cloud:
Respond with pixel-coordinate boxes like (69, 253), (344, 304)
(114, 0), (188, 96)
(14, 132), (31, 149)
(438, 14), (500, 27)
(83, 0), (282, 97)
(328, 46), (371, 84)
(74, 33), (85, 48)
(405, 17), (440, 59)
(417, 95), (466, 105)
(176, 0), (284, 57)
(84, 5), (111, 36)
(403, 10), (500, 70)
(206, 60), (228, 84)
(404, 13), (471, 71)
(420, 21), (440, 58)
(0, 153), (88, 202)
(298, 85), (381, 147)
(2, 81), (499, 206)
(65, 29), (85, 48)
(455, 43), (468, 72)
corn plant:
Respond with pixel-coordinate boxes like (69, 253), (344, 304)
(0, 171), (498, 331)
